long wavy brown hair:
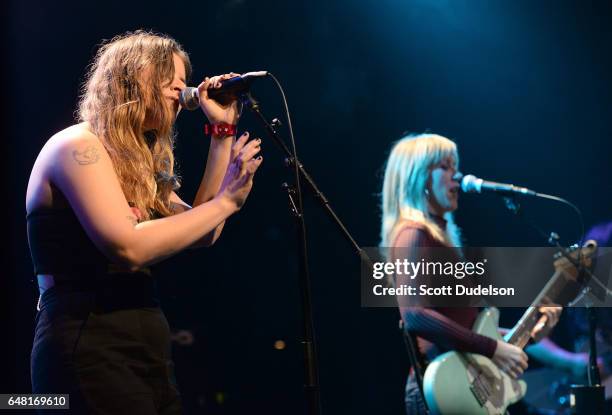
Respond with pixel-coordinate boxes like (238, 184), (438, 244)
(78, 30), (192, 220)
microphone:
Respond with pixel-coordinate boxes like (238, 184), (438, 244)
(461, 174), (537, 196)
(179, 71), (268, 111)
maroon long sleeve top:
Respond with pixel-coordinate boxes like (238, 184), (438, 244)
(392, 219), (498, 359)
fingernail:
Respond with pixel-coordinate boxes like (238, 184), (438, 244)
(256, 138), (261, 142)
(257, 156), (263, 160)
(244, 131), (249, 136)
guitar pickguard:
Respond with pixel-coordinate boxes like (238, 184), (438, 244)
(423, 308), (527, 415)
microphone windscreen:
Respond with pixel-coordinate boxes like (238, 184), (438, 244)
(179, 87), (200, 111)
(242, 71), (268, 78)
(461, 174), (482, 193)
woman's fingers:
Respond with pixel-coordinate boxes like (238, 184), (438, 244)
(232, 140), (259, 176)
(501, 363), (517, 379)
(538, 306), (562, 327)
(231, 156), (262, 190)
(233, 136), (260, 162)
(502, 353), (527, 379)
(504, 361), (522, 379)
(513, 365), (524, 378)
(246, 156), (263, 175)
(197, 76), (212, 100)
(239, 138), (261, 161)
(239, 157), (263, 188)
(508, 367), (518, 379)
(519, 353), (529, 370)
(207, 75), (221, 89)
(214, 76), (223, 88)
(203, 72), (239, 90)
(512, 352), (528, 377)
(231, 132), (250, 159)
(226, 134), (262, 191)
(229, 144), (262, 177)
(199, 75), (221, 91)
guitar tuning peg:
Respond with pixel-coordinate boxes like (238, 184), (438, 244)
(548, 232), (560, 245)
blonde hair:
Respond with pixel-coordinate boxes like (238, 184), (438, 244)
(380, 133), (461, 248)
(78, 30), (192, 220)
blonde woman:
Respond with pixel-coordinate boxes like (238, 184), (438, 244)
(26, 31), (262, 413)
(380, 134), (559, 414)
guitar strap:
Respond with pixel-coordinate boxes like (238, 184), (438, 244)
(400, 320), (430, 413)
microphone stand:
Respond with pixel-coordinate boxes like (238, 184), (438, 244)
(501, 195), (608, 414)
(239, 91), (371, 415)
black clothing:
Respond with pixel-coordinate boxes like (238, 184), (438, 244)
(32, 284), (181, 414)
(27, 208), (181, 414)
(27, 208), (109, 276)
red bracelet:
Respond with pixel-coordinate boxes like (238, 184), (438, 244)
(204, 123), (237, 138)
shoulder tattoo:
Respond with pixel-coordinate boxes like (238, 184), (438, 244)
(72, 145), (100, 165)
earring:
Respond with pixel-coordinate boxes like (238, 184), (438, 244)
(424, 189), (430, 197)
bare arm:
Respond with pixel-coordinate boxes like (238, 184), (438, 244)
(50, 129), (261, 270)
(525, 337), (589, 376)
(170, 132), (259, 247)
(171, 72), (249, 246)
(168, 190), (224, 248)
(175, 133), (239, 247)
(194, 134), (235, 206)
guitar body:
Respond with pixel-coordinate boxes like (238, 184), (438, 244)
(423, 308), (527, 415)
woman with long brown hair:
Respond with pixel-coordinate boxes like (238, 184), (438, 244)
(26, 30), (262, 413)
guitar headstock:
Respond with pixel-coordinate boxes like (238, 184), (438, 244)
(553, 240), (598, 278)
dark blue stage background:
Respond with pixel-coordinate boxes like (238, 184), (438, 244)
(3, 1), (612, 414)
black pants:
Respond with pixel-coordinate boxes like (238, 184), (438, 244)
(31, 285), (182, 414)
(404, 374), (428, 415)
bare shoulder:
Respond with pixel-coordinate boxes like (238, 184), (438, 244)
(46, 123), (103, 161)
(43, 123), (115, 180)
(27, 123), (103, 212)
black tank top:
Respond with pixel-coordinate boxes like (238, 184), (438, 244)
(27, 208), (110, 275)
(27, 207), (158, 309)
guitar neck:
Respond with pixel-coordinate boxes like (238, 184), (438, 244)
(505, 269), (567, 349)
(505, 306), (542, 349)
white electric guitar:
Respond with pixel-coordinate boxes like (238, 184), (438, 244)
(422, 242), (598, 415)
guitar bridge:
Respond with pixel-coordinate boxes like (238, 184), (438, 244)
(470, 383), (488, 407)
(469, 374), (490, 407)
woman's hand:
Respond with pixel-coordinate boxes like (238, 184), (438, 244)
(493, 340), (529, 379)
(215, 132), (262, 210)
(531, 306), (563, 340)
(198, 72), (241, 125)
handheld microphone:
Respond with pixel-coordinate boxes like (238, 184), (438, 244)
(461, 174), (537, 196)
(179, 71), (268, 111)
